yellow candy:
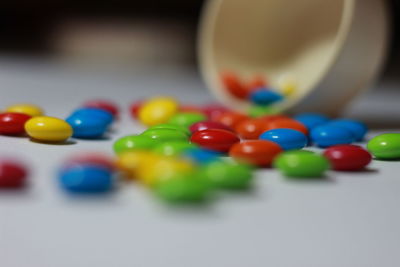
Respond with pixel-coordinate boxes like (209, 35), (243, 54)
(6, 104), (44, 117)
(115, 151), (160, 180)
(24, 116), (73, 142)
(276, 76), (297, 97)
(138, 97), (179, 126)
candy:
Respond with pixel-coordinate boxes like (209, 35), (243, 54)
(200, 161), (253, 189)
(6, 104), (44, 117)
(234, 118), (268, 139)
(183, 148), (220, 164)
(213, 111), (248, 129)
(263, 118), (308, 135)
(189, 121), (232, 134)
(229, 140), (282, 167)
(0, 160), (28, 188)
(64, 153), (115, 171)
(190, 129), (240, 153)
(83, 99), (119, 117)
(24, 116), (73, 142)
(246, 75), (267, 91)
(0, 112), (31, 135)
(168, 112), (207, 128)
(59, 165), (113, 193)
(259, 128), (308, 150)
(180, 105), (203, 113)
(274, 150), (330, 178)
(148, 123), (190, 136)
(323, 145), (372, 171)
(220, 72), (249, 99)
(249, 89), (283, 105)
(310, 125), (354, 148)
(71, 108), (114, 125)
(326, 119), (368, 141)
(367, 133), (400, 159)
(141, 128), (188, 143)
(153, 141), (198, 157)
(294, 113), (330, 130)
(129, 100), (143, 119)
(66, 114), (109, 139)
(115, 151), (158, 179)
(138, 97), (179, 126)
(259, 114), (291, 123)
(113, 135), (156, 154)
(248, 105), (280, 118)
(277, 76), (297, 96)
(202, 104), (229, 120)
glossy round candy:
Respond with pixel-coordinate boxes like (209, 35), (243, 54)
(323, 145), (372, 171)
(190, 129), (240, 153)
(229, 140), (283, 167)
(168, 112), (207, 128)
(220, 72), (249, 99)
(153, 141), (198, 157)
(115, 151), (158, 179)
(0, 160), (28, 188)
(148, 123), (190, 136)
(327, 119), (368, 141)
(66, 114), (109, 139)
(367, 133), (400, 159)
(71, 108), (114, 125)
(64, 153), (115, 171)
(113, 135), (156, 154)
(6, 104), (44, 117)
(264, 118), (308, 135)
(213, 111), (248, 129)
(129, 100), (143, 119)
(259, 129), (308, 150)
(25, 116), (73, 142)
(189, 120), (232, 134)
(200, 161), (253, 189)
(59, 165), (113, 193)
(249, 89), (283, 105)
(202, 104), (229, 120)
(234, 118), (268, 139)
(274, 150), (330, 178)
(141, 128), (188, 143)
(138, 97), (179, 126)
(83, 99), (119, 117)
(310, 125), (354, 148)
(0, 112), (31, 135)
(294, 113), (330, 130)
(183, 148), (220, 164)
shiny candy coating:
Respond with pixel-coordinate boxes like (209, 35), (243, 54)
(274, 150), (330, 178)
(190, 129), (240, 153)
(66, 114), (109, 139)
(148, 123), (190, 136)
(259, 128), (308, 150)
(202, 104), (229, 120)
(168, 112), (207, 128)
(229, 140), (282, 167)
(249, 89), (284, 105)
(0, 112), (32, 135)
(113, 135), (156, 154)
(323, 145), (372, 171)
(0, 160), (28, 188)
(83, 99), (119, 117)
(189, 120), (232, 134)
(264, 118), (308, 135)
(220, 72), (249, 99)
(326, 119), (368, 141)
(71, 107), (114, 125)
(6, 104), (44, 117)
(367, 133), (400, 159)
(234, 118), (268, 139)
(183, 148), (220, 164)
(213, 111), (248, 129)
(310, 125), (354, 148)
(138, 97), (179, 126)
(294, 113), (330, 130)
(24, 116), (73, 142)
(115, 151), (158, 179)
(141, 128), (188, 143)
(59, 165), (113, 193)
(153, 141), (198, 157)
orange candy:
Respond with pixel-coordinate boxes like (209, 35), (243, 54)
(247, 75), (267, 91)
(234, 119), (268, 139)
(213, 111), (249, 129)
(229, 140), (283, 167)
(264, 118), (309, 135)
(259, 114), (291, 123)
(220, 72), (249, 99)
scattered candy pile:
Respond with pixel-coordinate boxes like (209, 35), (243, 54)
(0, 96), (399, 204)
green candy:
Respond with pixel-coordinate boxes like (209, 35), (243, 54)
(367, 133), (400, 159)
(148, 123), (191, 136)
(155, 173), (209, 202)
(141, 128), (188, 142)
(113, 135), (156, 154)
(168, 112), (207, 128)
(273, 150), (330, 178)
(200, 160), (253, 189)
(248, 105), (280, 118)
(153, 141), (198, 157)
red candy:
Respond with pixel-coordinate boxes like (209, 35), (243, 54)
(246, 75), (267, 91)
(213, 111), (249, 129)
(189, 121), (233, 134)
(220, 72), (249, 99)
(129, 100), (144, 119)
(190, 129), (240, 152)
(323, 145), (372, 171)
(0, 112), (32, 135)
(83, 99), (119, 117)
(0, 160), (28, 188)
(202, 104), (229, 121)
(63, 153), (115, 171)
(234, 118), (268, 139)
(229, 140), (282, 167)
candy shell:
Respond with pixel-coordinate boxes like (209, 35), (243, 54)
(190, 129), (240, 153)
(259, 128), (308, 150)
(0, 112), (32, 135)
(25, 116), (73, 142)
(323, 145), (372, 171)
(367, 133), (400, 160)
(229, 140), (282, 167)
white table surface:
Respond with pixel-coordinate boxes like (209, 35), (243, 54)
(0, 59), (400, 267)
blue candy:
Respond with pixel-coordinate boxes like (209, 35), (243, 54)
(294, 113), (330, 130)
(326, 119), (368, 141)
(59, 165), (113, 193)
(184, 148), (220, 164)
(71, 107), (114, 125)
(310, 125), (354, 148)
(259, 128), (308, 150)
(66, 114), (109, 139)
(249, 89), (283, 105)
